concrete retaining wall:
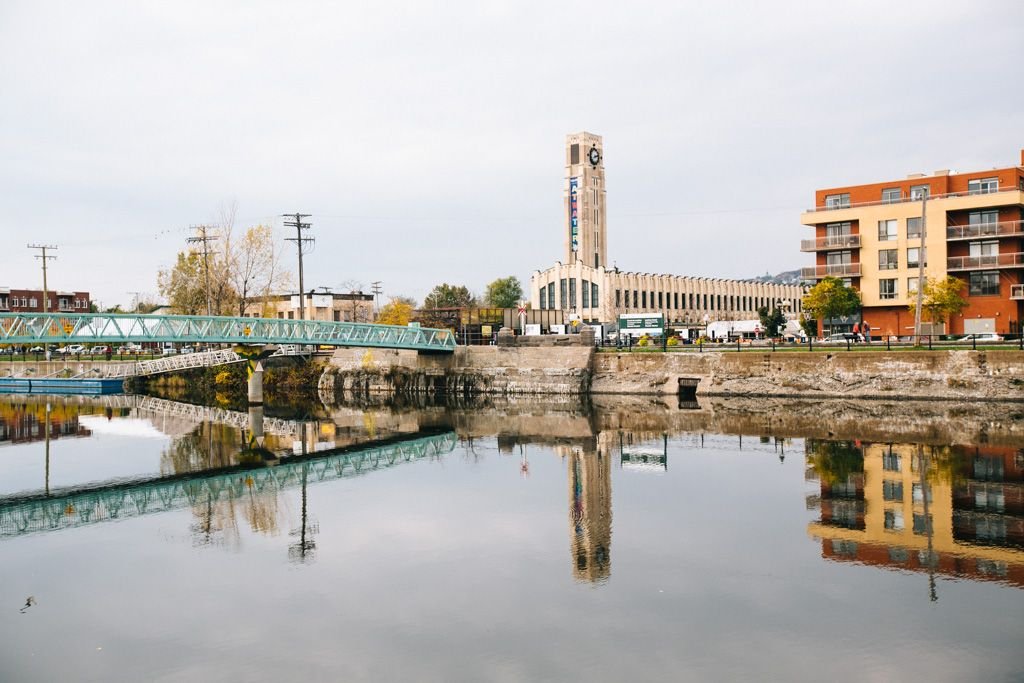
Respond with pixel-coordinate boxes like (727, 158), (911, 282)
(591, 350), (1024, 401)
(318, 346), (1024, 402)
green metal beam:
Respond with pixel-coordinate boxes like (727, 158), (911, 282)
(0, 313), (456, 352)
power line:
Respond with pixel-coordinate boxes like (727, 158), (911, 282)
(27, 244), (57, 313)
(186, 225), (218, 316)
(371, 281), (383, 315)
(283, 213), (313, 321)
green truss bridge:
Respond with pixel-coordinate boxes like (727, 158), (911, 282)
(0, 430), (458, 539)
(0, 312), (457, 353)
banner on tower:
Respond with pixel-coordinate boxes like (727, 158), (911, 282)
(569, 177), (579, 252)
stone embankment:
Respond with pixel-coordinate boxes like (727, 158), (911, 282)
(318, 334), (1024, 402)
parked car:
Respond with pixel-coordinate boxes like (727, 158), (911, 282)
(820, 332), (864, 344)
(180, 346), (195, 354)
(953, 333), (1004, 343)
(61, 344), (87, 355)
(91, 345), (111, 355)
(117, 344), (143, 354)
(161, 347), (178, 356)
(28, 345), (46, 354)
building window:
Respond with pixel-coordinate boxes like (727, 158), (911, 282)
(881, 187), (901, 204)
(826, 250), (851, 267)
(674, 292), (679, 309)
(910, 184), (930, 199)
(969, 240), (999, 265)
(907, 247), (926, 268)
(969, 271), (1000, 296)
(824, 193), (850, 209)
(879, 249), (898, 270)
(907, 277), (919, 294)
(642, 291), (647, 309)
(968, 210), (999, 236)
(883, 480), (903, 501)
(333, 310), (340, 321)
(689, 294), (694, 309)
(569, 279), (577, 309)
(883, 450), (901, 472)
(615, 289), (621, 308)
(592, 283), (598, 309)
(878, 219), (897, 241)
(560, 279), (568, 309)
(548, 283), (555, 310)
(912, 513), (933, 536)
(880, 279), (897, 300)
(28, 298), (37, 308)
(658, 292), (663, 308)
(907, 217), (925, 239)
(884, 509), (905, 531)
(582, 279), (589, 308)
(968, 177), (998, 195)
(633, 290), (638, 308)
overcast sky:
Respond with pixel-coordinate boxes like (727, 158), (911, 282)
(1, 1), (1022, 309)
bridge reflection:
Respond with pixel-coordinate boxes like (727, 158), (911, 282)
(0, 430), (457, 539)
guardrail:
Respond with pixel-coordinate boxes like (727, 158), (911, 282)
(806, 187), (1023, 213)
(946, 220), (1024, 241)
(946, 252), (1024, 271)
(800, 263), (862, 279)
(799, 235), (861, 252)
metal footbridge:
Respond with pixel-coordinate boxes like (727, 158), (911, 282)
(0, 312), (457, 352)
(0, 430), (458, 539)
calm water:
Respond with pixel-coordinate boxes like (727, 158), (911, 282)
(1, 394), (1022, 682)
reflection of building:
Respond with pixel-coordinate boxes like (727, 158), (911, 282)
(566, 446), (612, 582)
(242, 291), (375, 322)
(808, 442), (1024, 589)
(0, 402), (91, 444)
(531, 132), (805, 328)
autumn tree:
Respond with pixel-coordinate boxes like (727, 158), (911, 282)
(158, 251), (229, 315)
(377, 297), (414, 326)
(223, 224), (290, 317)
(484, 276), (524, 308)
(907, 275), (968, 332)
(423, 283), (477, 309)
(801, 276), (861, 335)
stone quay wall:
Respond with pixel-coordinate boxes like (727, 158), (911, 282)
(319, 343), (1024, 402)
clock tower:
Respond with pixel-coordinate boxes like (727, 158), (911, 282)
(564, 132), (607, 269)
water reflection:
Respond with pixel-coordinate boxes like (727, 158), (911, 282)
(807, 439), (1024, 594)
(567, 445), (612, 582)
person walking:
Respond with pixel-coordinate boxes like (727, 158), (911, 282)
(862, 320), (872, 343)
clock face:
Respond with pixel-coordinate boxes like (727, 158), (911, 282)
(588, 146), (601, 166)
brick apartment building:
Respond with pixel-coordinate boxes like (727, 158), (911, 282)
(800, 149), (1024, 338)
(0, 287), (91, 313)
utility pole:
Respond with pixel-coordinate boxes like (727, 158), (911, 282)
(912, 191), (928, 345)
(28, 244), (57, 313)
(371, 281), (383, 316)
(283, 213), (313, 321)
(127, 291), (143, 313)
(187, 225), (218, 316)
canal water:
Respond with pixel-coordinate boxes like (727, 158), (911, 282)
(0, 394), (1021, 682)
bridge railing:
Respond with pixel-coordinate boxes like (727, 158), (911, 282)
(0, 313), (457, 352)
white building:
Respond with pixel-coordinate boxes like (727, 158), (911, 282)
(530, 132), (805, 334)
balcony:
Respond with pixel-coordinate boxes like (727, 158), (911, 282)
(1011, 284), (1024, 300)
(946, 220), (1024, 241)
(800, 235), (861, 252)
(947, 252), (1024, 272)
(800, 263), (862, 279)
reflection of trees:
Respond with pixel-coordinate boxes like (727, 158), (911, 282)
(923, 445), (971, 488)
(806, 440), (864, 486)
(162, 421), (286, 545)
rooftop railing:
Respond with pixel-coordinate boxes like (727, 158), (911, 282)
(806, 186), (1024, 213)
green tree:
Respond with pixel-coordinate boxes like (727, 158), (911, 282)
(484, 276), (524, 308)
(801, 276), (861, 335)
(378, 298), (414, 326)
(423, 283), (476, 309)
(907, 275), (968, 332)
(756, 306), (788, 338)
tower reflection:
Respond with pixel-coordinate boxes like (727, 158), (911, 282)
(566, 442), (612, 583)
